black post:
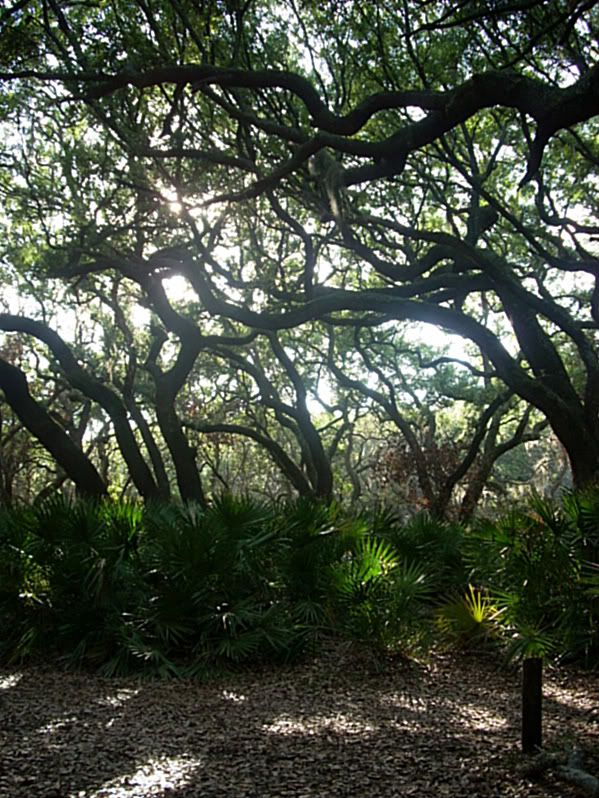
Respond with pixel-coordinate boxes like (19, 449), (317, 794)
(522, 656), (543, 753)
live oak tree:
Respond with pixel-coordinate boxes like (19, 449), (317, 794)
(0, 368), (92, 503)
(328, 323), (548, 518)
(1, 0), (599, 500)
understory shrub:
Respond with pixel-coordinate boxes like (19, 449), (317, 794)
(2, 489), (596, 675)
(376, 510), (467, 596)
(457, 491), (599, 663)
(435, 584), (503, 651)
(0, 494), (433, 675)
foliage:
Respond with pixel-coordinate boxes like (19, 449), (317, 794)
(0, 495), (435, 674)
(436, 584), (503, 650)
(1, 487), (598, 674)
(465, 492), (599, 663)
(329, 536), (431, 653)
(1, 1), (598, 510)
(378, 511), (466, 595)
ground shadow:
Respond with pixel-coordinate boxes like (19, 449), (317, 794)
(0, 654), (596, 797)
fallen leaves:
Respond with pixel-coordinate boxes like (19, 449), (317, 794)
(0, 650), (597, 797)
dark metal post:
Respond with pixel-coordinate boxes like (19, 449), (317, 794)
(522, 656), (543, 753)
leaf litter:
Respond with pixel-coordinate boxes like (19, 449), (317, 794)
(0, 649), (597, 797)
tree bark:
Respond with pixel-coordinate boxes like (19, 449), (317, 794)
(0, 315), (161, 500)
(146, 332), (206, 506)
(188, 420), (315, 496)
(0, 357), (107, 498)
(154, 392), (207, 505)
(269, 333), (333, 500)
(124, 396), (172, 499)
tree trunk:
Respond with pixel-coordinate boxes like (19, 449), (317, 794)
(155, 395), (207, 506)
(563, 432), (599, 489)
(189, 421), (315, 497)
(124, 397), (172, 499)
(0, 315), (161, 500)
(538, 407), (599, 490)
(491, 294), (599, 490)
(0, 358), (107, 498)
(146, 332), (206, 505)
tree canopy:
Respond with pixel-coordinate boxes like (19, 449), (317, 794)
(0, 0), (598, 510)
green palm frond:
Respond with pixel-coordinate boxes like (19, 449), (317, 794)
(384, 511), (465, 595)
(216, 630), (263, 662)
(437, 585), (503, 648)
(392, 560), (431, 604)
(505, 625), (557, 662)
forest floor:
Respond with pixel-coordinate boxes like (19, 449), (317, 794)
(0, 648), (597, 798)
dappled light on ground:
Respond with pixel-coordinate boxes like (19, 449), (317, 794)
(0, 672), (22, 690)
(544, 679), (597, 714)
(448, 699), (509, 732)
(36, 715), (79, 736)
(263, 711), (378, 737)
(221, 689), (247, 703)
(87, 755), (201, 797)
(378, 690), (429, 712)
(94, 687), (141, 709)
(0, 655), (597, 797)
